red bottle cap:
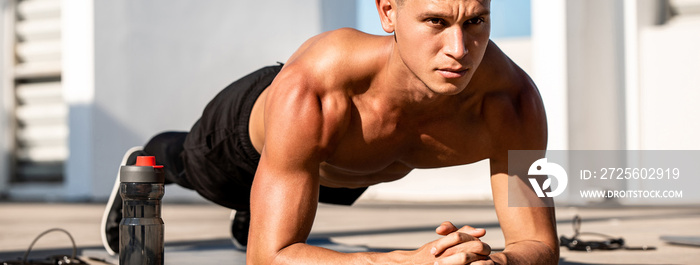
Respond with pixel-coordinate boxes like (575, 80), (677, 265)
(135, 156), (164, 169)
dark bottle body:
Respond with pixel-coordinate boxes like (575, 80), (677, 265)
(119, 157), (165, 265)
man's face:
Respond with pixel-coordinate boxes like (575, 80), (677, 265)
(393, 0), (491, 95)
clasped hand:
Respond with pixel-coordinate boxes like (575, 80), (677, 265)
(415, 221), (493, 265)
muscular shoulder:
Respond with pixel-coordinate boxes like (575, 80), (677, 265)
(285, 28), (389, 89)
(263, 29), (385, 159)
(483, 79), (547, 149)
(263, 68), (351, 161)
(476, 42), (547, 161)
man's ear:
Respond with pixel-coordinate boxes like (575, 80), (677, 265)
(376, 0), (397, 34)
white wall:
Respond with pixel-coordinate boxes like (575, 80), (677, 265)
(638, 16), (700, 150)
(359, 160), (493, 203)
(632, 7), (700, 206)
(529, 0), (700, 205)
(85, 0), (350, 201)
(531, 0), (569, 151)
(63, 0), (95, 200)
(625, 1), (700, 204)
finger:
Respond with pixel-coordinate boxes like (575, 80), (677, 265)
(441, 224), (485, 239)
(434, 252), (488, 265)
(436, 223), (486, 238)
(470, 260), (495, 265)
(458, 226), (486, 238)
(442, 240), (492, 257)
(431, 231), (478, 256)
(436, 221), (459, 236)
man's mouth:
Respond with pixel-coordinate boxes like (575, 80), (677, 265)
(437, 68), (468, 79)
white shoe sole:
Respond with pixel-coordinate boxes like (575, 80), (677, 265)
(100, 146), (143, 256)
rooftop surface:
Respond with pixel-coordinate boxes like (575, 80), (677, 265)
(1, 201), (698, 264)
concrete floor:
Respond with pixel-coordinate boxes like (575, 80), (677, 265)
(1, 201), (699, 264)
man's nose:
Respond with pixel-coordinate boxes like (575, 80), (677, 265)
(444, 27), (467, 60)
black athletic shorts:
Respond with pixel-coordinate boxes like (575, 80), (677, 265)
(181, 64), (367, 210)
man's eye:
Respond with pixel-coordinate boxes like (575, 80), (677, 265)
(427, 18), (445, 26)
(465, 17), (485, 25)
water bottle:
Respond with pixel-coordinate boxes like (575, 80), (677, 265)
(119, 156), (165, 265)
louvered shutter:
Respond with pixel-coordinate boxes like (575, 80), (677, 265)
(12, 0), (65, 182)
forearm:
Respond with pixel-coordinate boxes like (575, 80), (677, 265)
(258, 243), (415, 265)
(489, 240), (559, 265)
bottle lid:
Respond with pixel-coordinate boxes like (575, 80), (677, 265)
(135, 156), (164, 169)
(120, 156), (165, 183)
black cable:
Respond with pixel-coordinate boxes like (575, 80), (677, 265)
(21, 228), (77, 265)
(560, 215), (655, 252)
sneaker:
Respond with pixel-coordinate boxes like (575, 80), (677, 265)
(100, 146), (146, 256)
(230, 210), (250, 251)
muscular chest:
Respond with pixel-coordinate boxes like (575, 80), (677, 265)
(324, 107), (491, 176)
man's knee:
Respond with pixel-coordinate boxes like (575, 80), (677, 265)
(143, 131), (189, 186)
(144, 131), (188, 156)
